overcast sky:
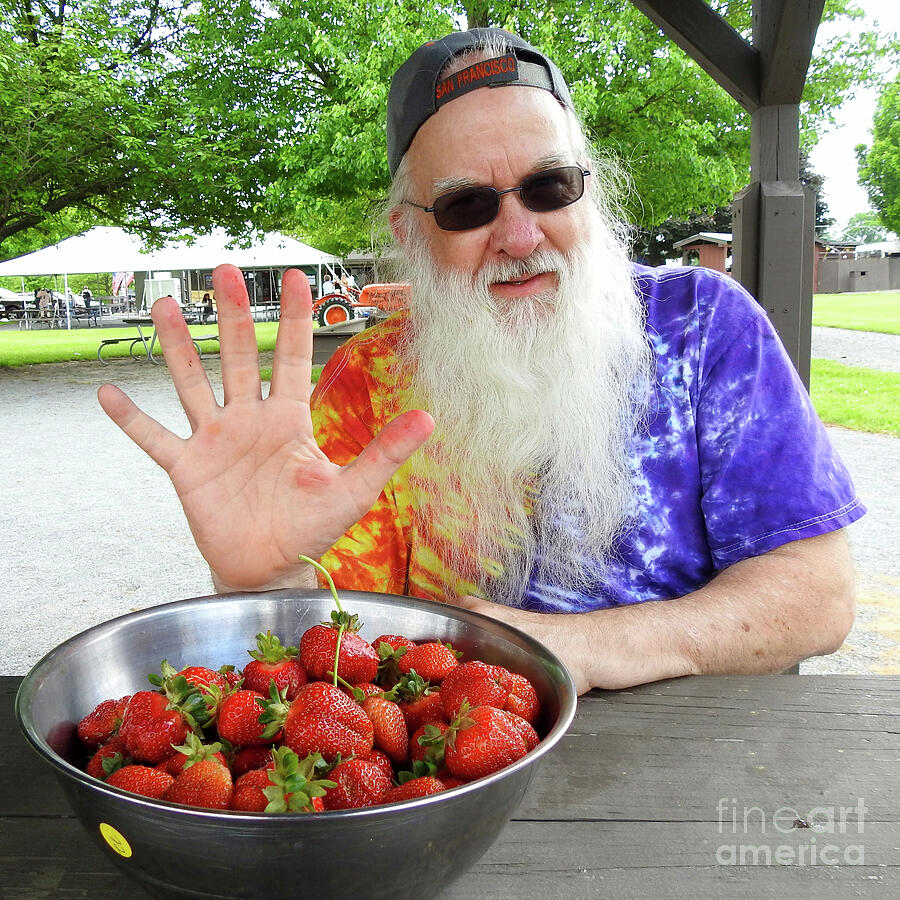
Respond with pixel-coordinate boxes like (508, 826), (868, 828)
(808, 0), (900, 232)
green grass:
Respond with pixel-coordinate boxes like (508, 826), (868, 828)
(810, 359), (900, 436)
(260, 365), (322, 383)
(2, 307), (896, 436)
(813, 291), (900, 334)
(0, 322), (279, 367)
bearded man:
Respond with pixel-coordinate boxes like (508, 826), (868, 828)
(99, 29), (863, 693)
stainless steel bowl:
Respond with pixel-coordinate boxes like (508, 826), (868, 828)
(16, 589), (576, 900)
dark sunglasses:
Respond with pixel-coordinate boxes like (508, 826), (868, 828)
(406, 166), (591, 231)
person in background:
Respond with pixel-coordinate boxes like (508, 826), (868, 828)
(37, 288), (51, 319)
(201, 292), (214, 323)
(98, 28), (863, 695)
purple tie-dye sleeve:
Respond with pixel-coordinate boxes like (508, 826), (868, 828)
(688, 270), (865, 568)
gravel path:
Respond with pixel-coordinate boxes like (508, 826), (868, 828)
(812, 326), (900, 372)
(1, 347), (897, 677)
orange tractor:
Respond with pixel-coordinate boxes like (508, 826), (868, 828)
(312, 283), (410, 328)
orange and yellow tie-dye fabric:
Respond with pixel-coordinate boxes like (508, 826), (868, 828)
(310, 312), (478, 602)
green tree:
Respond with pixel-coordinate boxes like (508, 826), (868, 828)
(630, 152), (833, 265)
(840, 210), (895, 243)
(0, 0), (894, 259)
(0, 0), (284, 258)
(857, 74), (900, 235)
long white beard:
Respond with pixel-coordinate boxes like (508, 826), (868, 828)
(392, 212), (653, 605)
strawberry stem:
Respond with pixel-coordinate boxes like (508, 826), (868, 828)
(332, 623), (346, 688)
(299, 554), (346, 687)
(298, 555), (344, 614)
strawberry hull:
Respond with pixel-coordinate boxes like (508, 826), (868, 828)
(16, 589), (576, 900)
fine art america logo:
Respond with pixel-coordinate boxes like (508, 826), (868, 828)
(716, 798), (867, 866)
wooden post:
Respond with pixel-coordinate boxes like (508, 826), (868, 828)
(630, 0), (824, 387)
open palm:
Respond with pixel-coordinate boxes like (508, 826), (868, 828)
(98, 265), (433, 591)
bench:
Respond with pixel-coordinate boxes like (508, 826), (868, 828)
(97, 330), (219, 365)
(97, 335), (155, 364)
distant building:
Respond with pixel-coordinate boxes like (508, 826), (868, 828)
(672, 233), (732, 273)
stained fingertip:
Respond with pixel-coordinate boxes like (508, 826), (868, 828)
(212, 264), (249, 297)
(150, 295), (186, 327)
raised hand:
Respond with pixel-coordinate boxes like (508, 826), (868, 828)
(97, 264), (434, 591)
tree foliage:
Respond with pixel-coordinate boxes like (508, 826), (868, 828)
(0, 0), (894, 260)
(0, 0), (284, 256)
(839, 210), (896, 244)
(630, 151), (834, 265)
(857, 74), (900, 236)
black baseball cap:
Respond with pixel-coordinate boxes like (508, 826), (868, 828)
(386, 28), (575, 177)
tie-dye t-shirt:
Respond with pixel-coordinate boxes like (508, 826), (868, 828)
(310, 264), (865, 611)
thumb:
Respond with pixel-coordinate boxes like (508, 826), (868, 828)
(340, 409), (434, 497)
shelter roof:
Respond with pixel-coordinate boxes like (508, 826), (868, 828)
(672, 232), (733, 249)
(0, 227), (339, 276)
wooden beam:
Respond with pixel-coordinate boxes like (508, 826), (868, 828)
(630, 0), (761, 110)
(756, 0), (825, 105)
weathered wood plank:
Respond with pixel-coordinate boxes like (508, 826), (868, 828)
(630, 0), (761, 110)
(3, 817), (897, 900)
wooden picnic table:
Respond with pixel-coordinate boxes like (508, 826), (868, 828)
(3, 674), (897, 897)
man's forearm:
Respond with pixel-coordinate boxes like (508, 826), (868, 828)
(453, 529), (856, 694)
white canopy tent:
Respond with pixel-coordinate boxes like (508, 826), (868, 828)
(0, 226), (342, 326)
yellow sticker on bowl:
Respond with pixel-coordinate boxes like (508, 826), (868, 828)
(99, 822), (133, 858)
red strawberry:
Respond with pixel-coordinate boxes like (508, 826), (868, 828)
(282, 682), (374, 763)
(362, 696), (409, 766)
(322, 758), (391, 810)
(504, 709), (540, 752)
(220, 666), (243, 689)
(503, 672), (541, 724)
(163, 757), (233, 810)
(147, 661), (220, 729)
(439, 661), (510, 718)
(156, 733), (228, 777)
(379, 776), (446, 805)
(373, 635), (415, 686)
(106, 764), (175, 799)
(365, 748), (396, 782)
(77, 696), (130, 748)
(440, 661), (542, 725)
(118, 691), (190, 764)
(241, 631), (308, 700)
(231, 746), (276, 777)
(409, 722), (448, 768)
(300, 619), (378, 685)
(228, 754), (333, 813)
(443, 705), (530, 781)
(229, 767), (273, 812)
(395, 671), (447, 733)
(437, 775), (466, 789)
(87, 737), (128, 780)
(372, 634), (416, 654)
(397, 642), (460, 683)
(217, 688), (283, 747)
(177, 665), (230, 694)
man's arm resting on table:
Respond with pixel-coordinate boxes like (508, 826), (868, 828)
(451, 529), (856, 695)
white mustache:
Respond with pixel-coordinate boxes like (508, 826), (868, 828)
(475, 250), (566, 288)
